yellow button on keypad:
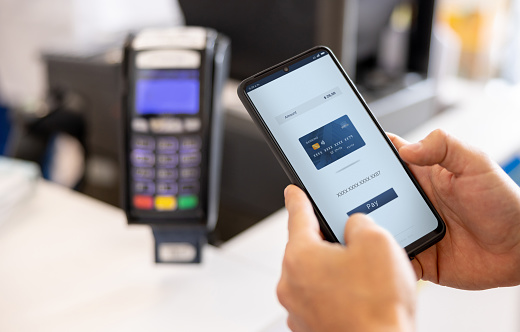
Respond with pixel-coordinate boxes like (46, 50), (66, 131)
(155, 196), (177, 211)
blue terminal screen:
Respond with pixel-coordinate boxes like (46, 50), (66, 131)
(135, 69), (200, 115)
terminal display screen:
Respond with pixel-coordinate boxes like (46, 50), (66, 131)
(135, 69), (200, 115)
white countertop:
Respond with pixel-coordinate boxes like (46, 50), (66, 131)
(0, 180), (285, 332)
(1, 179), (519, 332)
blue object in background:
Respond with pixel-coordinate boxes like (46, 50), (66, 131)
(0, 104), (11, 155)
(502, 156), (520, 186)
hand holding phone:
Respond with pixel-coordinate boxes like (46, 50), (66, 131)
(278, 184), (417, 332)
(389, 130), (520, 289)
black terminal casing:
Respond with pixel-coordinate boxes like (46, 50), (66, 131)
(120, 27), (230, 263)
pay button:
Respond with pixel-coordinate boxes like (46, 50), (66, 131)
(347, 188), (398, 216)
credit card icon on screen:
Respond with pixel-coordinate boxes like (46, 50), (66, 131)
(299, 115), (365, 170)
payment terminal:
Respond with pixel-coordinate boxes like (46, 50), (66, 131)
(121, 27), (230, 263)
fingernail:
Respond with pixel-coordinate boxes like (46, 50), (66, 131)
(284, 185), (290, 198)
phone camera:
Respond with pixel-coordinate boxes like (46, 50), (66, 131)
(283, 67), (289, 72)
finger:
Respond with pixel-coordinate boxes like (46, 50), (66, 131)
(285, 185), (322, 242)
(386, 132), (430, 180)
(276, 273), (291, 311)
(286, 315), (298, 332)
(412, 245), (440, 284)
(386, 132), (411, 150)
(287, 314), (308, 332)
(411, 259), (423, 281)
(398, 129), (489, 176)
(344, 213), (406, 258)
(343, 213), (379, 245)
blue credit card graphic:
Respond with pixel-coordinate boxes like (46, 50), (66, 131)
(299, 115), (365, 170)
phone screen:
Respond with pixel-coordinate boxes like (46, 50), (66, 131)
(244, 49), (442, 248)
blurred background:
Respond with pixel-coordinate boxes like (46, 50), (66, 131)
(1, 0), (520, 331)
(2, 0), (519, 241)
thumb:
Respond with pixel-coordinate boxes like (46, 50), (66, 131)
(399, 129), (491, 176)
(343, 213), (389, 246)
(285, 185), (322, 243)
(344, 214), (409, 266)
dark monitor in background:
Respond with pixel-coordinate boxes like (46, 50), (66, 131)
(178, 0), (436, 100)
(179, 0), (318, 80)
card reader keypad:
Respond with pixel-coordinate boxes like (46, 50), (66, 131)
(131, 127), (201, 211)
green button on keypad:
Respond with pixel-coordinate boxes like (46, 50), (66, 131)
(178, 195), (198, 210)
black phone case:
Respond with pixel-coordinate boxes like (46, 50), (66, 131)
(237, 46), (445, 258)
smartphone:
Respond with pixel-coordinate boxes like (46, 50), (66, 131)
(237, 46), (445, 257)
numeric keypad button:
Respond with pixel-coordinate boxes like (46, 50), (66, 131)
(157, 168), (178, 180)
(157, 137), (178, 153)
(131, 150), (155, 167)
(133, 136), (155, 150)
(133, 167), (155, 180)
(180, 152), (201, 166)
(134, 181), (155, 194)
(157, 154), (179, 168)
(180, 136), (201, 151)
